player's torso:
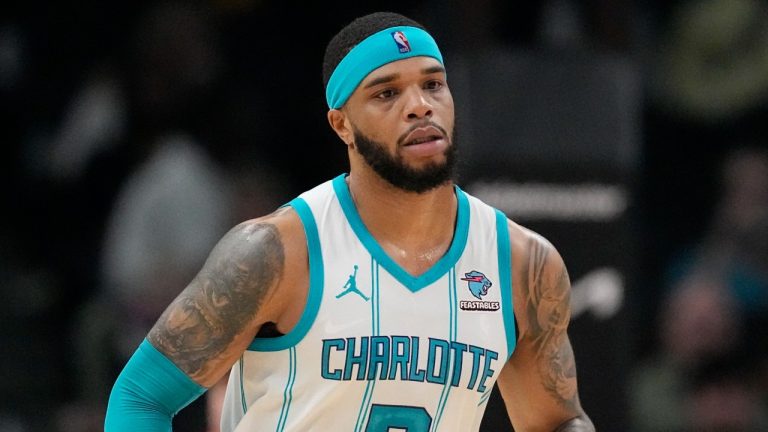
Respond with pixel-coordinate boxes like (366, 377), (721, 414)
(221, 175), (516, 432)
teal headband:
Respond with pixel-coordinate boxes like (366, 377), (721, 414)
(325, 25), (444, 109)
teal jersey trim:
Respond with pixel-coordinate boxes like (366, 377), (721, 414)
(332, 174), (470, 292)
(239, 356), (247, 415)
(105, 339), (205, 430)
(248, 197), (324, 351)
(495, 210), (517, 359)
(432, 267), (458, 431)
(355, 257), (381, 432)
(477, 389), (493, 406)
(276, 347), (297, 431)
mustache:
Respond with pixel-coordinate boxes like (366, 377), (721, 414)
(396, 121), (450, 146)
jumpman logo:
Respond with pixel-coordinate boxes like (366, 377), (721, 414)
(336, 265), (369, 301)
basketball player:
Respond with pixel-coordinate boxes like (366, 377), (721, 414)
(106, 12), (595, 431)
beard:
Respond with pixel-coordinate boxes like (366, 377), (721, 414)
(353, 123), (457, 193)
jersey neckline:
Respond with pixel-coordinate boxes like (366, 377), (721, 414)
(332, 173), (470, 292)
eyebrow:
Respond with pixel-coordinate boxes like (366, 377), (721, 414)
(364, 73), (400, 89)
(422, 65), (446, 75)
(362, 65), (447, 89)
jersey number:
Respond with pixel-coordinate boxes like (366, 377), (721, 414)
(365, 404), (432, 431)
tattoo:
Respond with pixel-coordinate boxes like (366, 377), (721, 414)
(148, 222), (285, 380)
(522, 235), (579, 411)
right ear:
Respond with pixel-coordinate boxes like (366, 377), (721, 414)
(327, 109), (354, 148)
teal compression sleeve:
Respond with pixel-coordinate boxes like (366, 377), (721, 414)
(105, 339), (206, 431)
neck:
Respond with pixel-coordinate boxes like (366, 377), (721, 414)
(346, 168), (457, 275)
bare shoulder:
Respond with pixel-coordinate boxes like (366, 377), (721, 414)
(146, 206), (308, 386)
(507, 219), (570, 338)
(508, 219), (564, 274)
(245, 205), (308, 273)
(507, 219), (581, 410)
(508, 219), (566, 284)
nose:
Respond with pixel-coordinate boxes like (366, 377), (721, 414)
(403, 87), (433, 120)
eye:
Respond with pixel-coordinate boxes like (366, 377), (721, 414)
(375, 89), (398, 100)
(424, 80), (443, 91)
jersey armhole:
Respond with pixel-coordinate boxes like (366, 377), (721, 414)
(248, 197), (324, 351)
(495, 209), (517, 360)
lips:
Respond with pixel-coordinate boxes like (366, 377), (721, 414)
(402, 126), (444, 146)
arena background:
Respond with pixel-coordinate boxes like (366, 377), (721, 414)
(2, 1), (768, 430)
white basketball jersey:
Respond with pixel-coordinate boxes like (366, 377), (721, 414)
(220, 174), (516, 432)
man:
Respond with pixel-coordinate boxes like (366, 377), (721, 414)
(105, 11), (595, 431)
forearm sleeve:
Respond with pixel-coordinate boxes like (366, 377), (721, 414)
(104, 339), (206, 431)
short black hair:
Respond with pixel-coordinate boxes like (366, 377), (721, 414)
(322, 12), (427, 89)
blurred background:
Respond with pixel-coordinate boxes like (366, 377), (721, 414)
(2, 0), (768, 430)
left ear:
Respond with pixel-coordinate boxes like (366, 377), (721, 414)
(327, 109), (354, 148)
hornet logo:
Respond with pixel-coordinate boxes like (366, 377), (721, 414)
(461, 270), (492, 299)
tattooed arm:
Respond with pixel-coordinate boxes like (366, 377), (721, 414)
(105, 208), (306, 429)
(147, 212), (292, 386)
(496, 222), (594, 431)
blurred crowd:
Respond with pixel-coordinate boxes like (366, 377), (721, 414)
(1, 0), (768, 431)
(630, 147), (768, 431)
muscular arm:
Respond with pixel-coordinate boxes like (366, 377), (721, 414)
(148, 218), (286, 386)
(106, 210), (302, 429)
(496, 223), (594, 431)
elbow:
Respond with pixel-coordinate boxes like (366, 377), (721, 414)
(553, 413), (595, 432)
